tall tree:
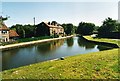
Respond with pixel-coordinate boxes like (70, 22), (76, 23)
(98, 17), (117, 33)
(62, 23), (74, 35)
(77, 22), (95, 35)
(10, 24), (36, 38)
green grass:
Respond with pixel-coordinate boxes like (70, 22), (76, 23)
(17, 36), (52, 43)
(2, 48), (119, 79)
(83, 36), (120, 46)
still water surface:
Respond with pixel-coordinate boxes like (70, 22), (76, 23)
(2, 37), (113, 70)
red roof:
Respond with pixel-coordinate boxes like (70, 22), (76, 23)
(9, 30), (19, 37)
(44, 22), (63, 29)
(0, 23), (9, 30)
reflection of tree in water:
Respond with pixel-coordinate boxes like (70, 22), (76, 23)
(37, 39), (65, 54)
(77, 37), (95, 49)
(97, 45), (113, 51)
(37, 42), (51, 54)
(66, 38), (74, 47)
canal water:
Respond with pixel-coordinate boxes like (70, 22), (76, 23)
(2, 37), (113, 71)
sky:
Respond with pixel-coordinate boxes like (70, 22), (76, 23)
(1, 1), (119, 27)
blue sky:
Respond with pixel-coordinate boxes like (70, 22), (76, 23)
(1, 1), (119, 27)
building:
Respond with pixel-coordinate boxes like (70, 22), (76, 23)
(0, 23), (19, 42)
(44, 22), (64, 36)
(0, 23), (10, 42)
(9, 30), (19, 41)
(36, 22), (64, 37)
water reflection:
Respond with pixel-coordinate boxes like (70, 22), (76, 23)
(36, 39), (65, 54)
(66, 38), (74, 47)
(2, 37), (113, 71)
(77, 37), (95, 49)
(97, 45), (113, 51)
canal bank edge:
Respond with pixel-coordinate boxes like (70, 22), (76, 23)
(0, 35), (74, 51)
(83, 36), (120, 48)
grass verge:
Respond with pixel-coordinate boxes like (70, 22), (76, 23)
(1, 36), (52, 46)
(83, 36), (120, 46)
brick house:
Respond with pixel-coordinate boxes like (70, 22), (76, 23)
(36, 22), (64, 37)
(44, 22), (64, 36)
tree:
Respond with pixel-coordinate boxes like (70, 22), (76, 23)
(23, 24), (35, 38)
(51, 21), (57, 25)
(62, 23), (74, 35)
(116, 22), (120, 32)
(77, 22), (95, 35)
(98, 17), (117, 33)
(66, 24), (74, 35)
(0, 16), (8, 21)
(10, 24), (36, 38)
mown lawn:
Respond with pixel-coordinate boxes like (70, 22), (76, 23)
(2, 48), (119, 79)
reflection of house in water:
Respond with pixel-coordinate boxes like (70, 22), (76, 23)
(37, 39), (65, 53)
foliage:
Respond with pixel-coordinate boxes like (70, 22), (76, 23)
(62, 23), (75, 35)
(10, 24), (35, 38)
(23, 25), (35, 38)
(17, 36), (52, 43)
(116, 22), (120, 32)
(76, 22), (95, 35)
(0, 17), (8, 21)
(98, 17), (117, 33)
(51, 21), (57, 25)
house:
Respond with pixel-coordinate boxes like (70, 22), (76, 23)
(0, 23), (10, 42)
(0, 23), (19, 42)
(36, 22), (64, 37)
(44, 22), (64, 36)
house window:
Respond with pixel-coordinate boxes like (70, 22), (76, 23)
(2, 30), (7, 34)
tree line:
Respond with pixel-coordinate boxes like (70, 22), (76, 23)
(9, 17), (120, 39)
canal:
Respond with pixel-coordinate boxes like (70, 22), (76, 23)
(2, 37), (113, 71)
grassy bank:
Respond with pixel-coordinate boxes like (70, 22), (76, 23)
(2, 49), (119, 79)
(2, 36), (119, 79)
(83, 36), (120, 46)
